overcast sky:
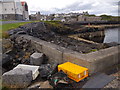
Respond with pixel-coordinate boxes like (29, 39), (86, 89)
(21, 0), (119, 16)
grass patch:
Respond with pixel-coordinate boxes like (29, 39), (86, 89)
(0, 21), (37, 38)
(1, 22), (34, 32)
(90, 49), (97, 52)
(44, 20), (71, 33)
(44, 20), (61, 27)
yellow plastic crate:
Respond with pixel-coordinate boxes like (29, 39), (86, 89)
(58, 62), (88, 82)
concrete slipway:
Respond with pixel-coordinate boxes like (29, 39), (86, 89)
(16, 35), (120, 74)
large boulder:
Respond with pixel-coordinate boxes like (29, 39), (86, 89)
(2, 68), (33, 88)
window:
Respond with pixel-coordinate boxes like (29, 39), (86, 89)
(5, 9), (7, 11)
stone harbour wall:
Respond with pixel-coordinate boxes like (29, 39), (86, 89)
(16, 35), (120, 74)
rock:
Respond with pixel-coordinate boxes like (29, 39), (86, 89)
(30, 52), (44, 66)
(39, 63), (58, 78)
(105, 42), (119, 47)
(8, 28), (25, 36)
(2, 54), (11, 65)
(2, 67), (7, 74)
(15, 31), (27, 35)
(2, 68), (32, 88)
(13, 64), (40, 80)
(39, 64), (52, 78)
(2, 39), (13, 53)
(40, 81), (53, 89)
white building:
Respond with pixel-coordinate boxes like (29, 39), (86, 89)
(21, 1), (29, 20)
(0, 0), (29, 20)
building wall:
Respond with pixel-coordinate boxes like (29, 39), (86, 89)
(21, 2), (29, 20)
(0, 2), (2, 19)
(15, 1), (23, 15)
(2, 14), (23, 20)
(78, 16), (102, 22)
(2, 2), (15, 14)
(78, 16), (85, 21)
(0, 0), (28, 20)
(86, 16), (102, 21)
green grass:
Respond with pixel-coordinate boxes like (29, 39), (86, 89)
(100, 15), (120, 21)
(1, 22), (34, 32)
(0, 19), (15, 21)
(0, 21), (37, 38)
(44, 20), (61, 27)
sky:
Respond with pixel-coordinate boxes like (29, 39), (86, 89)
(21, 0), (119, 16)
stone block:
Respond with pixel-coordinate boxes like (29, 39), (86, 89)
(13, 64), (39, 80)
(30, 52), (44, 66)
(2, 68), (32, 88)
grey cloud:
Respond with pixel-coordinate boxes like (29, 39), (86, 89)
(33, 0), (118, 16)
(40, 1), (93, 14)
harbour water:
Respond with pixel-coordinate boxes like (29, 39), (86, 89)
(104, 28), (120, 44)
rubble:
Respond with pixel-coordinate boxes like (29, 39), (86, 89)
(39, 63), (58, 78)
(2, 36), (36, 71)
(2, 68), (33, 88)
(9, 22), (108, 53)
(30, 52), (44, 66)
(48, 71), (71, 87)
(2, 39), (13, 53)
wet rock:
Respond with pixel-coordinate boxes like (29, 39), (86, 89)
(30, 52), (44, 66)
(2, 68), (33, 88)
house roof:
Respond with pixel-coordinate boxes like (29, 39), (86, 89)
(21, 1), (26, 6)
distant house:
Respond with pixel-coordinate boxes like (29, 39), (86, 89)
(30, 12), (49, 21)
(53, 17), (66, 22)
(0, 0), (29, 20)
(78, 16), (102, 22)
